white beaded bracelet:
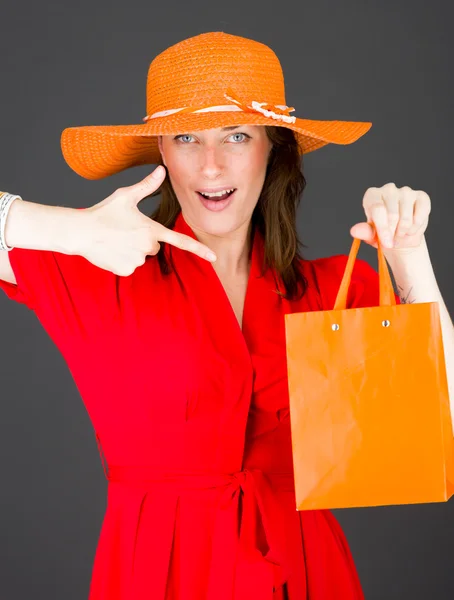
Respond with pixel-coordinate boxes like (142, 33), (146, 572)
(0, 192), (22, 251)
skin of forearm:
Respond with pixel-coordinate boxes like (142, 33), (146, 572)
(383, 235), (454, 420)
(4, 198), (84, 255)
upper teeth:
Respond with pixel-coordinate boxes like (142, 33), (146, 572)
(200, 189), (235, 198)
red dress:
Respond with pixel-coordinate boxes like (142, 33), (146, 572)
(0, 211), (386, 599)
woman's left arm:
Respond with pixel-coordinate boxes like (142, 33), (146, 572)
(350, 182), (454, 416)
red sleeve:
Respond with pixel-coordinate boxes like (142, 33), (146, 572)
(310, 254), (401, 310)
(0, 245), (120, 345)
(0, 248), (31, 307)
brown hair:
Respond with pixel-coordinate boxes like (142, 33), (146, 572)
(147, 125), (308, 301)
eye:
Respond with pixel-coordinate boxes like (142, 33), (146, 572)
(229, 132), (251, 143)
(174, 134), (195, 143)
(174, 132), (252, 144)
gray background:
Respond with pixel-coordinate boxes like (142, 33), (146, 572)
(1, 1), (453, 598)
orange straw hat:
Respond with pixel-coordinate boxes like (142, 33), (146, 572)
(61, 31), (372, 180)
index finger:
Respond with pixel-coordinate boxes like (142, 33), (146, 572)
(155, 225), (217, 262)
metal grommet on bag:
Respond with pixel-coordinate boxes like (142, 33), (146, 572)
(332, 324), (340, 331)
(0, 192), (22, 251)
(382, 320), (391, 327)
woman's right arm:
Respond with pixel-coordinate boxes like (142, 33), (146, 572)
(0, 167), (217, 287)
(0, 199), (86, 285)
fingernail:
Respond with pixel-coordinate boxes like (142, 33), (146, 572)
(206, 251), (217, 262)
(152, 166), (164, 179)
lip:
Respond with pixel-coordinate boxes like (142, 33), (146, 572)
(196, 186), (236, 193)
(197, 189), (236, 212)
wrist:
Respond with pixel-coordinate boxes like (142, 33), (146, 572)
(382, 235), (429, 267)
(56, 207), (91, 255)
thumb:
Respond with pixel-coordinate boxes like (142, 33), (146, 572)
(128, 166), (167, 204)
(350, 222), (378, 244)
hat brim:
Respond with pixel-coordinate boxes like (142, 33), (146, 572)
(60, 111), (372, 180)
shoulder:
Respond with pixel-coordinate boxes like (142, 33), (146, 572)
(298, 253), (381, 310)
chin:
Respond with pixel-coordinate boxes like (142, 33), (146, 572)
(194, 213), (244, 237)
(181, 197), (250, 237)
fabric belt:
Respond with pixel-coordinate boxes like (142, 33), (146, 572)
(106, 464), (296, 599)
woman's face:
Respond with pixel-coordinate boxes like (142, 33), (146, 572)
(157, 125), (273, 237)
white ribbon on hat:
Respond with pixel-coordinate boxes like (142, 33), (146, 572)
(143, 89), (297, 124)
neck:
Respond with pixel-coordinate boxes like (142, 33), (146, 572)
(190, 220), (253, 277)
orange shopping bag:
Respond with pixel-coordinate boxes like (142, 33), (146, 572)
(285, 236), (454, 510)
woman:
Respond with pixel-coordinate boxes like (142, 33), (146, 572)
(0, 31), (452, 600)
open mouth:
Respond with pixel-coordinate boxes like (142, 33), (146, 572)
(196, 189), (236, 202)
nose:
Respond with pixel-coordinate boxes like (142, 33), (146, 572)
(199, 146), (225, 179)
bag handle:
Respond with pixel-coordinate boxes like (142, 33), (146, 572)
(333, 230), (396, 310)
